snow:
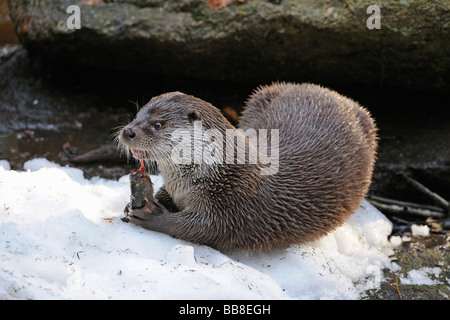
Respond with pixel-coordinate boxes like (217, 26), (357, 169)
(400, 267), (442, 286)
(411, 224), (430, 237)
(0, 160), (10, 171)
(389, 236), (403, 247)
(0, 158), (396, 300)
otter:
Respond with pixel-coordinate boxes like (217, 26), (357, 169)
(118, 82), (378, 252)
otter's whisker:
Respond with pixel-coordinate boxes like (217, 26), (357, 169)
(109, 124), (125, 142)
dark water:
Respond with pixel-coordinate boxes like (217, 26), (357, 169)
(0, 110), (130, 177)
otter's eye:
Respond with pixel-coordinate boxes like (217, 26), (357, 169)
(152, 122), (162, 131)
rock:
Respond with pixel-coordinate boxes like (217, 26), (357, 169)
(7, 0), (450, 92)
(0, 45), (70, 133)
(0, 44), (121, 133)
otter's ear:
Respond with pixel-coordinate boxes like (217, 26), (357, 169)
(187, 110), (201, 122)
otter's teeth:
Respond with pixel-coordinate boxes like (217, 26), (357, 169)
(131, 149), (146, 159)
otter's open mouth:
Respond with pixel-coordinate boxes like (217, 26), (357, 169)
(131, 149), (149, 160)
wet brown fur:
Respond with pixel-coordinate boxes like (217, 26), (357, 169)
(118, 82), (378, 252)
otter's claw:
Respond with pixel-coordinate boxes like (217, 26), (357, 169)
(121, 203), (132, 222)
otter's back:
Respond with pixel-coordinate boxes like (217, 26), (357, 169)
(239, 83), (377, 153)
(238, 83), (378, 243)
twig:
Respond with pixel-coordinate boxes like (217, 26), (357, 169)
(369, 195), (446, 213)
(367, 195), (446, 219)
(73, 251), (84, 260)
(388, 273), (402, 300)
(389, 215), (417, 225)
(398, 171), (449, 212)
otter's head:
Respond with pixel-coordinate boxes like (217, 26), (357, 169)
(118, 92), (230, 166)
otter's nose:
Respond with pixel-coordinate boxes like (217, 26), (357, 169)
(123, 127), (136, 140)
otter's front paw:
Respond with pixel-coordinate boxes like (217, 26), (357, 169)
(122, 200), (168, 231)
(122, 203), (132, 222)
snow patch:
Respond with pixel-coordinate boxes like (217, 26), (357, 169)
(400, 267), (442, 285)
(411, 224), (430, 237)
(0, 160), (10, 171)
(0, 158), (396, 299)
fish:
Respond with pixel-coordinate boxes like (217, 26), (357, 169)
(129, 160), (154, 209)
(122, 160), (154, 222)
